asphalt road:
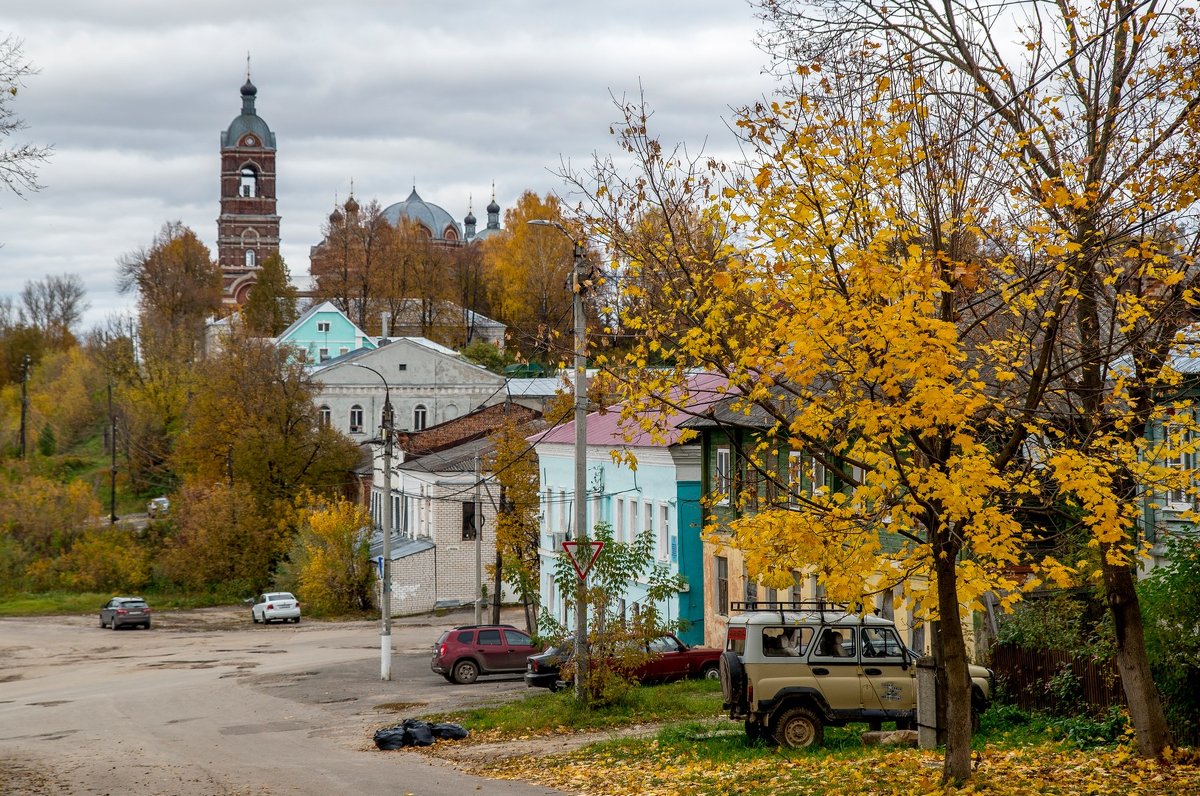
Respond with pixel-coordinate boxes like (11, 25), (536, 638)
(0, 606), (564, 795)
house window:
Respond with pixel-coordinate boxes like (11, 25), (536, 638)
(559, 489), (568, 535)
(615, 497), (625, 541)
(809, 454), (827, 496)
(788, 451), (804, 507)
(629, 501), (639, 542)
(715, 446), (731, 506)
(349, 405), (364, 434)
(245, 249), (256, 267)
(413, 404), (428, 431)
(397, 363), (407, 371)
(744, 566), (758, 604)
(1163, 422), (1192, 510)
(317, 321), (331, 333)
(462, 501), (477, 541)
(339, 347), (349, 356)
(240, 167), (257, 197)
(392, 494), (401, 535)
(319, 348), (330, 362)
(318, 406), (331, 428)
(791, 570), (804, 602)
(715, 556), (729, 616)
(657, 504), (669, 561)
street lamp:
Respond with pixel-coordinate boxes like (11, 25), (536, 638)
(352, 362), (394, 681)
(528, 218), (589, 701)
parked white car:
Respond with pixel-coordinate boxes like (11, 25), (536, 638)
(252, 592), (301, 624)
(147, 496), (170, 518)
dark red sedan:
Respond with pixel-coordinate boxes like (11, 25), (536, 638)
(525, 633), (721, 691)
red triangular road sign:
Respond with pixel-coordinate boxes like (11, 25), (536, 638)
(561, 540), (605, 582)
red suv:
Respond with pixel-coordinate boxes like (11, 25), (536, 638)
(431, 624), (539, 684)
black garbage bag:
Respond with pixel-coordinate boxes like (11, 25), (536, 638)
(403, 718), (436, 747)
(431, 722), (469, 741)
(373, 726), (409, 750)
(374, 719), (469, 750)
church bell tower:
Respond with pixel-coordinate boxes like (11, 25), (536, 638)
(216, 66), (280, 305)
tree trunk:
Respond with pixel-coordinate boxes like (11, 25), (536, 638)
(1101, 544), (1171, 756)
(491, 549), (503, 625)
(935, 549), (973, 784)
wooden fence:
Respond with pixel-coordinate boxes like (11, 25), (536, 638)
(988, 644), (1125, 713)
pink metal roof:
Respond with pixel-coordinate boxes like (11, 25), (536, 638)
(534, 372), (730, 449)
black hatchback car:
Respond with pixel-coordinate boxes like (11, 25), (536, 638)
(100, 597), (152, 630)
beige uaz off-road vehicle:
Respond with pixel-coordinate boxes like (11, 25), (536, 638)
(718, 601), (993, 747)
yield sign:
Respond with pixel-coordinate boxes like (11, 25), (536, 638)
(561, 540), (605, 582)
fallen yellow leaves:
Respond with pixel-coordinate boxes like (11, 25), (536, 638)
(464, 739), (1200, 795)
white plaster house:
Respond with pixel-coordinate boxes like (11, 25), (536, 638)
(366, 402), (544, 615)
(310, 337), (505, 440)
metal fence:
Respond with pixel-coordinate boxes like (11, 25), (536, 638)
(989, 644), (1125, 713)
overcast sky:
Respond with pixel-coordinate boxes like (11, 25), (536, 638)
(1, 1), (778, 330)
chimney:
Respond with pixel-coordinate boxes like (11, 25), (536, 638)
(380, 311), (391, 344)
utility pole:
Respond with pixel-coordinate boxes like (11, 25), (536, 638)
(381, 391), (394, 681)
(569, 234), (589, 702)
(529, 218), (590, 701)
(474, 453), (483, 624)
(109, 383), (118, 524)
(19, 354), (30, 459)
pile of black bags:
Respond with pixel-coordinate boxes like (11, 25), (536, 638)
(373, 718), (469, 749)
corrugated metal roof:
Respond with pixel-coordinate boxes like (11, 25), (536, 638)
(534, 372), (729, 448)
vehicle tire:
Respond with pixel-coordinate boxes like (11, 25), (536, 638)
(701, 663), (720, 681)
(143, 621), (151, 630)
(773, 706), (824, 749)
(110, 619), (119, 631)
(293, 617), (300, 624)
(719, 650), (746, 708)
(451, 659), (479, 685)
(99, 616), (106, 628)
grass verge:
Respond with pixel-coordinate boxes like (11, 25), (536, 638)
(421, 678), (725, 735)
(413, 684), (1200, 795)
(0, 590), (239, 617)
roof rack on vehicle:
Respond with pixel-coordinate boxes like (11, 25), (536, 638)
(729, 599), (851, 623)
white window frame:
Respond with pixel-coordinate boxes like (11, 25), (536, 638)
(349, 405), (364, 434)
(629, 500), (639, 543)
(317, 321), (331, 333)
(809, 454), (827, 496)
(657, 503), (670, 561)
(1164, 422), (1192, 510)
(715, 446), (731, 506)
(413, 404), (428, 431)
(615, 497), (625, 542)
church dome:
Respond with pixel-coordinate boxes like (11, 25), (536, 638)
(222, 79), (275, 150)
(381, 188), (463, 240)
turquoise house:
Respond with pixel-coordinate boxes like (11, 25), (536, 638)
(531, 373), (725, 646)
(275, 300), (376, 365)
